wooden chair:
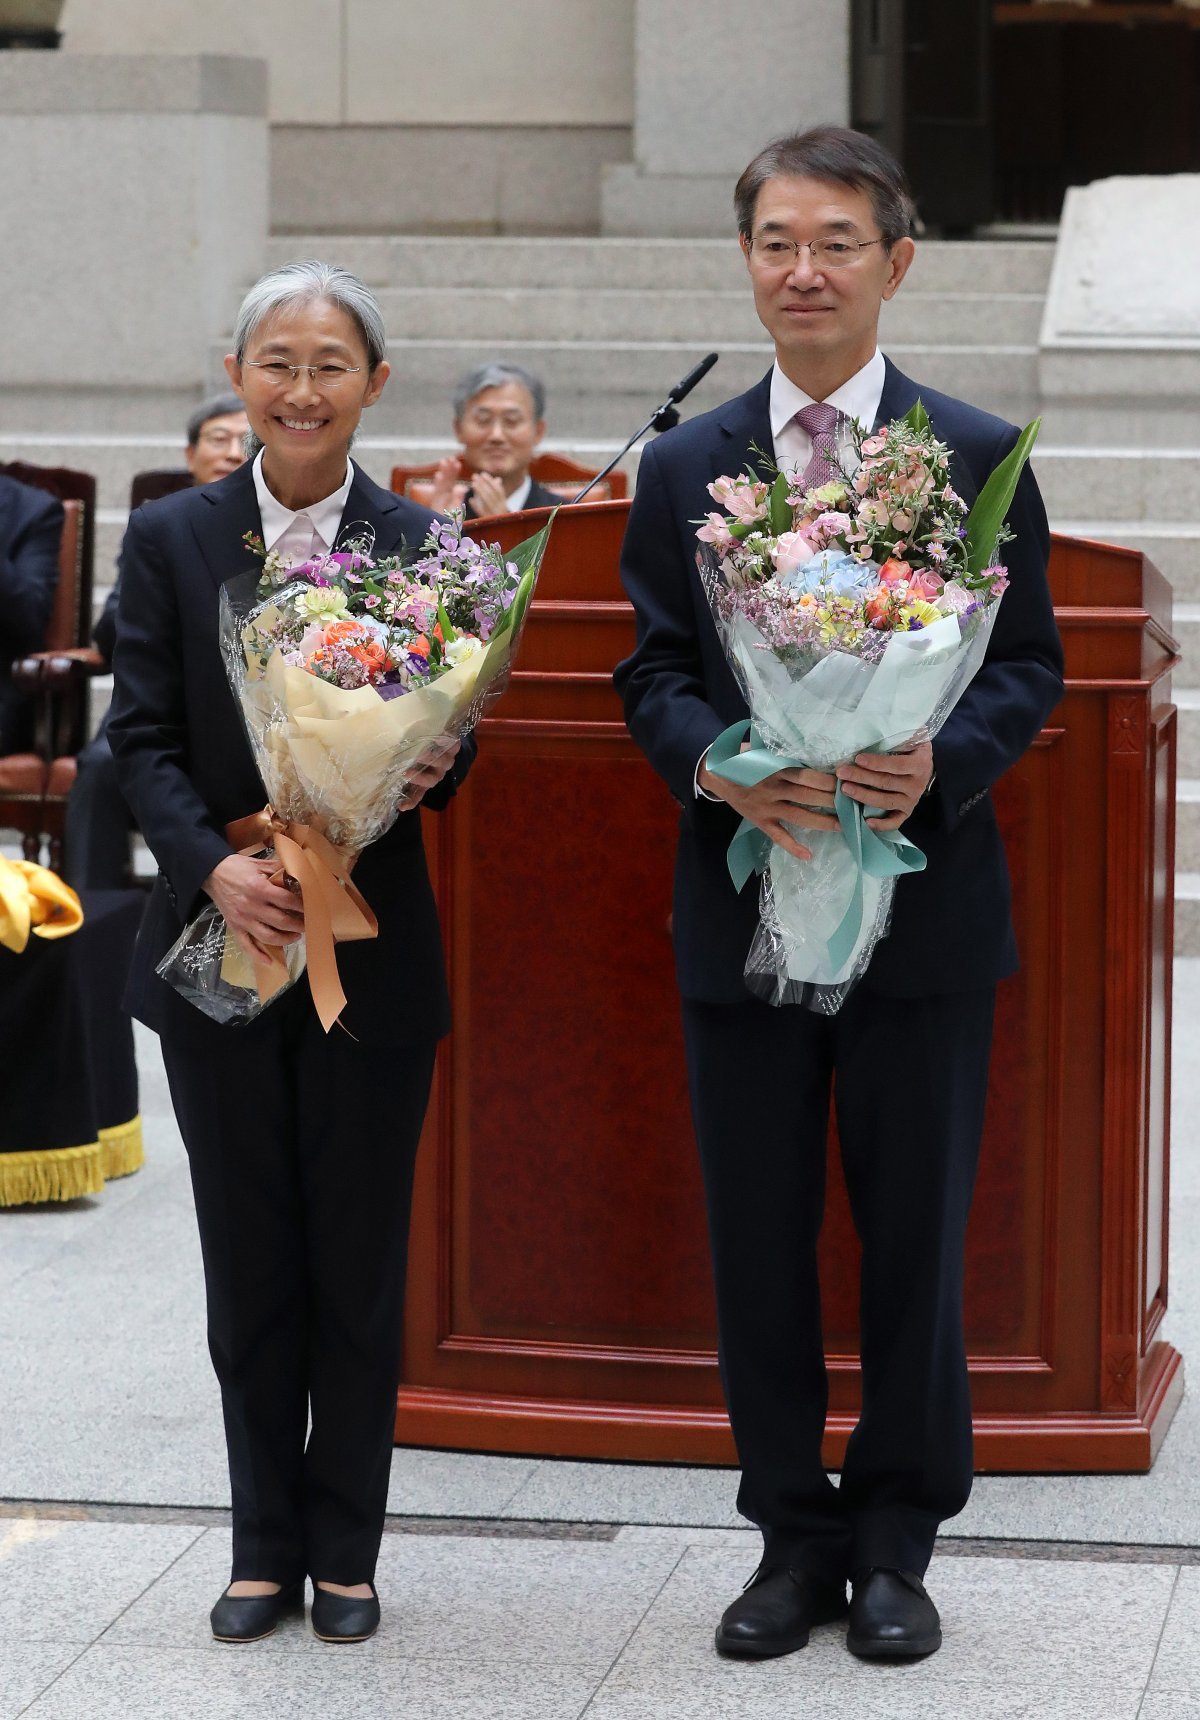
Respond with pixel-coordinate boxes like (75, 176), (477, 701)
(0, 462), (99, 868)
(390, 451), (628, 509)
(129, 468), (191, 511)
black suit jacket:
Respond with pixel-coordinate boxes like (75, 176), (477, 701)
(0, 475), (63, 753)
(108, 460), (472, 1040)
(614, 360), (1065, 1003)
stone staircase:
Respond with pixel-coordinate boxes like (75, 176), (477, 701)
(4, 232), (1197, 949)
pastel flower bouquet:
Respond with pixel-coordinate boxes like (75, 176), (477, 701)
(697, 401), (1039, 1011)
(157, 508), (554, 1027)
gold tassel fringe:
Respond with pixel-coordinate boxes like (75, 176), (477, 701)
(100, 1115), (144, 1181)
(0, 1115), (144, 1206)
(0, 1142), (105, 1207)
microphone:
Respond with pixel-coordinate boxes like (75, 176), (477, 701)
(571, 353), (720, 504)
(667, 351), (719, 405)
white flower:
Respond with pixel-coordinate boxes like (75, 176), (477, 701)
(295, 586), (349, 622)
(444, 634), (483, 667)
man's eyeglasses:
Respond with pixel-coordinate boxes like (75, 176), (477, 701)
(244, 361), (363, 387)
(196, 428), (245, 449)
(748, 235), (885, 270)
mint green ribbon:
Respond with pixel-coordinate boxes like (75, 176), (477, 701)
(706, 719), (927, 974)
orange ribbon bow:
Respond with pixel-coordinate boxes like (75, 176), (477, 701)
(224, 808), (378, 1033)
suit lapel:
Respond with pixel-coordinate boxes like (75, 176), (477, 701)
(336, 464), (413, 560)
(873, 355), (980, 509)
(191, 462), (263, 590)
(710, 370), (775, 485)
(190, 459), (418, 590)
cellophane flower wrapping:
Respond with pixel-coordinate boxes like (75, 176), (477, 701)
(157, 510), (554, 1024)
(697, 404), (1039, 1012)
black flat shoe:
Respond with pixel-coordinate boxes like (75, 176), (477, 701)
(715, 1567), (848, 1659)
(311, 1583), (381, 1643)
(209, 1582), (304, 1644)
(847, 1568), (942, 1659)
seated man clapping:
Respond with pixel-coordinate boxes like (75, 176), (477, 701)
(427, 363), (560, 517)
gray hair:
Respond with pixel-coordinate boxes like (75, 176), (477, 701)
(232, 259), (387, 369)
(453, 362), (545, 422)
(186, 390), (245, 447)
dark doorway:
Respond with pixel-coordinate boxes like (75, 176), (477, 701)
(853, 1), (1200, 230)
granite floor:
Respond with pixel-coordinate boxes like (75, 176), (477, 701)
(0, 1513), (1197, 1719)
(0, 965), (1197, 1716)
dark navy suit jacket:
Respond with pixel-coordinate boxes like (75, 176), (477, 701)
(0, 474), (63, 753)
(108, 459), (471, 1041)
(614, 360), (1065, 1003)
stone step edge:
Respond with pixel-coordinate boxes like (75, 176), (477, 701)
(365, 285), (1048, 304)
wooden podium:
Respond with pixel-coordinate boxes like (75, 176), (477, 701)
(397, 499), (1183, 1473)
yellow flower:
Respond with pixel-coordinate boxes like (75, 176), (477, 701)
(898, 599), (942, 630)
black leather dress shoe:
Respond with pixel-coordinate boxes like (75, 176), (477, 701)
(847, 1568), (942, 1659)
(715, 1568), (848, 1658)
(311, 1583), (381, 1643)
(209, 1582), (304, 1644)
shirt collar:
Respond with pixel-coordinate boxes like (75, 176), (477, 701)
(252, 448), (354, 553)
(769, 349), (887, 440)
(506, 475), (533, 513)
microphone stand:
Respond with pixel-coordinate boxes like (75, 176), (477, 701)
(570, 354), (719, 505)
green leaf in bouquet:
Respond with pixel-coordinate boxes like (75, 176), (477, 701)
(902, 398), (932, 437)
(504, 508), (558, 580)
(964, 417), (1041, 578)
(363, 576), (388, 600)
(436, 598), (457, 644)
(767, 470), (792, 536)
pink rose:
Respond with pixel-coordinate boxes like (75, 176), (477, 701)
(772, 531), (816, 576)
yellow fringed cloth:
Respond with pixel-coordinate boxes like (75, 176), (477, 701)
(0, 865), (144, 1206)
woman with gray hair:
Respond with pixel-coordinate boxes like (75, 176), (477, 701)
(109, 260), (469, 1647)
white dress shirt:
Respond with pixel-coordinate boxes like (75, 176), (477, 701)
(505, 475), (532, 512)
(694, 350), (887, 798)
(252, 448), (354, 561)
(769, 348), (887, 481)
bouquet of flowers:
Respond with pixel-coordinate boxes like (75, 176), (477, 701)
(157, 508), (555, 1027)
(697, 402), (1039, 1011)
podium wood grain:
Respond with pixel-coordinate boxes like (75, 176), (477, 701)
(396, 500), (1183, 1472)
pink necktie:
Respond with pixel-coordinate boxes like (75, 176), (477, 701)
(796, 402), (842, 489)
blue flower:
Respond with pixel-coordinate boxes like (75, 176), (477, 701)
(782, 550), (879, 601)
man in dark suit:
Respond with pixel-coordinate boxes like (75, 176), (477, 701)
(0, 473), (63, 753)
(64, 392), (249, 890)
(614, 128), (1064, 1663)
(427, 362), (561, 518)
(109, 262), (472, 1647)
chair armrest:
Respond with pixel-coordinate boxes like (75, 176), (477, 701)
(10, 651), (97, 758)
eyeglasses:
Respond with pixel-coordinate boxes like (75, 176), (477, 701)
(749, 235), (884, 270)
(462, 410), (535, 432)
(244, 361), (363, 387)
(197, 428), (245, 449)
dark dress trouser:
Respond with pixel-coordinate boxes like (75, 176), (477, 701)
(159, 980), (436, 1586)
(681, 978), (996, 1582)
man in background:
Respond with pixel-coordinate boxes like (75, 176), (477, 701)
(0, 472), (63, 756)
(426, 362), (560, 517)
(64, 392), (249, 890)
